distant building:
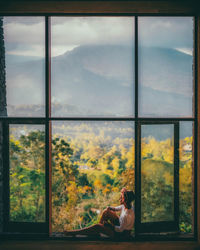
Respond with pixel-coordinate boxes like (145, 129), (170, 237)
(183, 144), (192, 153)
(79, 165), (90, 170)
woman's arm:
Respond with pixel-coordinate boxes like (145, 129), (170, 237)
(108, 205), (123, 212)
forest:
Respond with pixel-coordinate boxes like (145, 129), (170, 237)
(9, 122), (193, 234)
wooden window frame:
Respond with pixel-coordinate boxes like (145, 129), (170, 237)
(0, 0), (199, 242)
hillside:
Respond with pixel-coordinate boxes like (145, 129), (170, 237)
(5, 45), (193, 117)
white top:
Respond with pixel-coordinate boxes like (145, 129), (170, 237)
(111, 204), (135, 232)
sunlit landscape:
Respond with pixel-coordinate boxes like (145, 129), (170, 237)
(9, 122), (193, 233)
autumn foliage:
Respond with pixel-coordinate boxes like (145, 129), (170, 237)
(9, 123), (193, 233)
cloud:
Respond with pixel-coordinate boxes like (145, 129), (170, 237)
(138, 17), (193, 49)
(7, 45), (45, 57)
(3, 17), (45, 57)
(51, 45), (78, 57)
(2, 16), (193, 57)
(175, 47), (193, 56)
(3, 16), (44, 25)
(3, 16), (135, 57)
(51, 17), (135, 56)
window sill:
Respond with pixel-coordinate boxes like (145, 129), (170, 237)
(0, 231), (196, 241)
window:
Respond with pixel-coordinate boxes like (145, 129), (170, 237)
(0, 15), (196, 238)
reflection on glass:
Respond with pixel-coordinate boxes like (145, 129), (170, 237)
(52, 121), (134, 232)
(51, 17), (135, 117)
(138, 17), (193, 117)
(141, 124), (174, 223)
(3, 17), (45, 117)
(179, 122), (193, 233)
(9, 125), (45, 222)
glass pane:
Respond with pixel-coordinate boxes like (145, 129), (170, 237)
(2, 17), (45, 117)
(138, 17), (193, 117)
(141, 124), (174, 223)
(51, 17), (134, 117)
(52, 121), (134, 232)
(9, 124), (45, 222)
(179, 122), (193, 233)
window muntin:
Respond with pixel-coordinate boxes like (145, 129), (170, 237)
(2, 17), (45, 117)
(138, 17), (194, 117)
(51, 17), (135, 117)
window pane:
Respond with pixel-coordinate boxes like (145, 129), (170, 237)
(2, 17), (45, 117)
(141, 124), (174, 223)
(52, 121), (134, 232)
(138, 17), (193, 117)
(51, 17), (135, 117)
(179, 122), (193, 233)
(9, 125), (45, 222)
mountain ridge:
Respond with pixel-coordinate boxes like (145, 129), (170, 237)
(5, 44), (193, 117)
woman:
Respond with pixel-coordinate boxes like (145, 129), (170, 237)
(64, 188), (135, 238)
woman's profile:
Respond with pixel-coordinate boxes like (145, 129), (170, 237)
(64, 187), (135, 239)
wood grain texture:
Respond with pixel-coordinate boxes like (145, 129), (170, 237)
(197, 16), (200, 244)
(0, 1), (199, 14)
(0, 240), (200, 250)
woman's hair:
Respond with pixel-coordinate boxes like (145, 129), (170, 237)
(121, 188), (135, 209)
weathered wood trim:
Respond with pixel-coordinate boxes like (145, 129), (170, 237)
(197, 16), (200, 243)
(0, 1), (199, 15)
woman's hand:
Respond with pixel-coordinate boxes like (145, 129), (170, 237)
(107, 206), (114, 211)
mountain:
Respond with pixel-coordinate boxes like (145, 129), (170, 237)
(51, 45), (135, 116)
(138, 47), (193, 117)
(5, 54), (43, 64)
(5, 44), (193, 118)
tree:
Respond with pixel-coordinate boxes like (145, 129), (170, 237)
(10, 130), (45, 222)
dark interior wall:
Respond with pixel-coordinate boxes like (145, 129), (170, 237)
(0, 17), (7, 232)
(0, 122), (3, 232)
(0, 0), (198, 14)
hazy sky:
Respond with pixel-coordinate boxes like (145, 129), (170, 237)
(51, 17), (134, 56)
(3, 16), (193, 57)
(138, 17), (193, 55)
(3, 17), (45, 57)
(2, 16), (194, 117)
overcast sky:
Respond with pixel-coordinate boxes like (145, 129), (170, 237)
(3, 16), (193, 57)
(51, 17), (134, 56)
(3, 17), (45, 57)
(2, 16), (194, 116)
(138, 17), (193, 55)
